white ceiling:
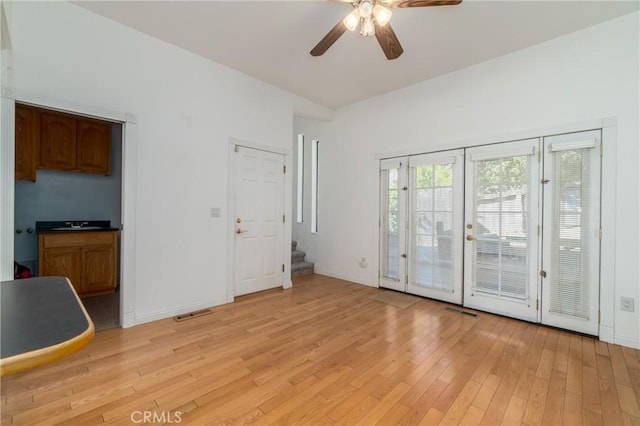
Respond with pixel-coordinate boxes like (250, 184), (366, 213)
(75, 1), (639, 110)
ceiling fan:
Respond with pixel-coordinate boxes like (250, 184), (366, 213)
(310, 0), (462, 60)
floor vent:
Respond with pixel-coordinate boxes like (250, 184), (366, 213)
(445, 307), (479, 318)
(174, 309), (211, 322)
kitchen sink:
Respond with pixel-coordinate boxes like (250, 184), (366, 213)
(51, 226), (104, 231)
(36, 220), (113, 233)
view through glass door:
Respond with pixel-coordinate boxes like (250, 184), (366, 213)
(463, 139), (540, 322)
(407, 151), (464, 303)
(379, 158), (407, 292)
(379, 151), (464, 303)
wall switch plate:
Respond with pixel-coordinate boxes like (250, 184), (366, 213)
(210, 208), (221, 217)
(621, 297), (635, 312)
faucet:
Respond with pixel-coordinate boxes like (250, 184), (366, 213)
(65, 221), (89, 229)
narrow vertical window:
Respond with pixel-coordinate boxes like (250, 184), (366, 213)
(296, 134), (304, 223)
(311, 139), (319, 233)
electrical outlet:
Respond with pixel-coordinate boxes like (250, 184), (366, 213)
(359, 257), (368, 268)
(210, 207), (220, 217)
(621, 297), (635, 312)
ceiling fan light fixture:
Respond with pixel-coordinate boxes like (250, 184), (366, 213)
(361, 16), (375, 36)
(358, 0), (373, 18)
(373, 4), (392, 26)
(311, 0), (462, 60)
(343, 9), (360, 31)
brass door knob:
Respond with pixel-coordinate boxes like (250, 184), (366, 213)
(466, 235), (474, 241)
(236, 228), (247, 234)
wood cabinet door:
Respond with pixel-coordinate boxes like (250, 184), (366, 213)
(15, 105), (37, 181)
(40, 247), (83, 293)
(77, 119), (111, 175)
(39, 111), (76, 171)
(82, 245), (116, 294)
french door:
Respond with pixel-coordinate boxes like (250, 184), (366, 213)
(380, 150), (464, 304)
(541, 130), (601, 334)
(463, 139), (540, 322)
(379, 158), (407, 292)
(379, 132), (601, 335)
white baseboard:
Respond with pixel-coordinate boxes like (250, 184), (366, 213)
(599, 325), (614, 343)
(313, 267), (376, 288)
(121, 311), (135, 328)
(614, 335), (640, 350)
(133, 298), (229, 326)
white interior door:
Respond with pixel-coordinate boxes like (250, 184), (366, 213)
(379, 158), (407, 292)
(407, 151), (464, 303)
(541, 130), (601, 335)
(464, 139), (541, 321)
(234, 146), (284, 296)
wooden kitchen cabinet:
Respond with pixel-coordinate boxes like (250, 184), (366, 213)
(15, 104), (38, 181)
(39, 247), (82, 292)
(39, 231), (117, 297)
(82, 245), (116, 295)
(39, 111), (77, 171)
(36, 109), (111, 175)
(76, 119), (111, 175)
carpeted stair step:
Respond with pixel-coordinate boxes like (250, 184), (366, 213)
(291, 261), (314, 277)
(291, 250), (306, 264)
(291, 240), (314, 277)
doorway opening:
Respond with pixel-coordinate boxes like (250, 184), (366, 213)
(14, 102), (124, 331)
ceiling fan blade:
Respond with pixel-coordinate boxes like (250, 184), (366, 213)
(374, 22), (404, 60)
(310, 20), (348, 56)
(390, 0), (462, 8)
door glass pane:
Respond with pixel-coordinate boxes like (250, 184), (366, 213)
(381, 168), (399, 280)
(412, 163), (454, 291)
(473, 156), (530, 299)
(549, 149), (592, 319)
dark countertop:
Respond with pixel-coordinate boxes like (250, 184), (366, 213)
(37, 228), (119, 234)
(36, 220), (119, 234)
(1, 277), (94, 375)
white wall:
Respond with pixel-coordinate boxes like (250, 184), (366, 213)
(6, 1), (330, 324)
(293, 12), (640, 348)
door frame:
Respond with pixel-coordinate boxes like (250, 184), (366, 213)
(373, 117), (618, 343)
(0, 89), (138, 328)
(226, 138), (292, 302)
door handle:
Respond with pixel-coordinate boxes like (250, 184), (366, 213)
(236, 228), (248, 234)
(466, 235), (475, 241)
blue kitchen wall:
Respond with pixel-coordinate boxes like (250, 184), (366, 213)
(14, 123), (122, 273)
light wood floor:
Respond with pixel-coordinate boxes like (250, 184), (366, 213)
(2, 274), (639, 425)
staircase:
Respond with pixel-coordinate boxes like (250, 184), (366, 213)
(291, 241), (314, 277)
